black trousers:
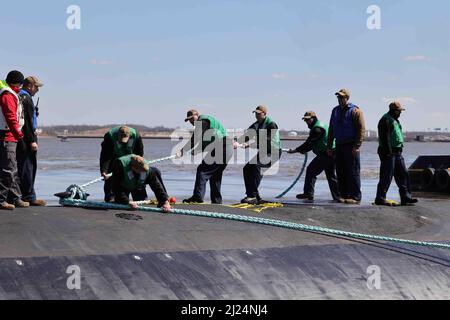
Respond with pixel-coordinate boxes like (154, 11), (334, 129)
(0, 141), (22, 204)
(376, 152), (412, 201)
(192, 142), (232, 204)
(303, 152), (340, 200)
(335, 143), (362, 201)
(105, 166), (166, 202)
(243, 151), (282, 198)
(113, 168), (169, 205)
(17, 144), (37, 202)
(193, 162), (228, 204)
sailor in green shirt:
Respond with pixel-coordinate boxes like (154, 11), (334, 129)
(112, 155), (172, 212)
(375, 101), (418, 206)
(287, 111), (342, 202)
(100, 125), (166, 202)
(234, 105), (282, 204)
(177, 109), (232, 204)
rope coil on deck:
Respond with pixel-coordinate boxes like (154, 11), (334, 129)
(63, 155), (178, 201)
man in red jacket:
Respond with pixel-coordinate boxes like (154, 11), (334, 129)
(0, 70), (29, 210)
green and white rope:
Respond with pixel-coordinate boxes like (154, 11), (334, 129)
(81, 155), (178, 189)
(60, 198), (450, 250)
(82, 174), (112, 189)
(276, 152), (309, 199)
(60, 154), (178, 201)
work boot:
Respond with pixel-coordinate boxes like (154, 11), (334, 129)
(0, 202), (15, 210)
(14, 200), (30, 208)
(374, 199), (394, 206)
(29, 199), (47, 207)
(296, 194), (314, 201)
(182, 196), (204, 204)
(401, 198), (418, 206)
(345, 199), (361, 205)
(333, 197), (346, 204)
(240, 197), (259, 205)
(104, 196), (115, 203)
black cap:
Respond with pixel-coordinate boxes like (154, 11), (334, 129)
(6, 70), (24, 85)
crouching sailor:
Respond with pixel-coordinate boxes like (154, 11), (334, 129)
(112, 155), (172, 212)
(100, 125), (166, 202)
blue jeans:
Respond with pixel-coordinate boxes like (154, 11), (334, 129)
(17, 144), (37, 202)
(376, 152), (412, 201)
(335, 143), (361, 201)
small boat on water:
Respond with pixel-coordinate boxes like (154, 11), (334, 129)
(59, 130), (70, 142)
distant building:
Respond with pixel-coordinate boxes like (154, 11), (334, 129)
(416, 135), (425, 142)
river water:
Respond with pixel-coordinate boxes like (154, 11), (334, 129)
(35, 138), (450, 205)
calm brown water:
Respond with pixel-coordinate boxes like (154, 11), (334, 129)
(35, 137), (450, 204)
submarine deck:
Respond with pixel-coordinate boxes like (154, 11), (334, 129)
(0, 198), (449, 299)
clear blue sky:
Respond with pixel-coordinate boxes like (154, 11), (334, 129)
(1, 0), (449, 131)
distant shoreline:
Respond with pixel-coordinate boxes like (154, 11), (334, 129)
(43, 134), (450, 142)
(38, 125), (450, 143)
(52, 134), (310, 141)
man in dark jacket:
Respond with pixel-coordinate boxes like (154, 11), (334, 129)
(0, 70), (29, 210)
(100, 126), (166, 202)
(235, 105), (282, 204)
(112, 154), (172, 212)
(375, 102), (418, 206)
(327, 89), (365, 204)
(17, 76), (46, 206)
(288, 111), (342, 202)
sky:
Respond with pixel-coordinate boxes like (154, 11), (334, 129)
(1, 0), (449, 131)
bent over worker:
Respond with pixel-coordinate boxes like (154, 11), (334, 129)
(100, 125), (166, 202)
(112, 154), (172, 212)
(288, 111), (342, 202)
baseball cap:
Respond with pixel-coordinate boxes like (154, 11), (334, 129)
(253, 105), (268, 114)
(302, 111), (317, 120)
(389, 101), (406, 112)
(24, 76), (44, 87)
(184, 109), (199, 122)
(335, 88), (351, 99)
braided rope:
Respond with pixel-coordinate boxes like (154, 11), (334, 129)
(60, 198), (450, 250)
(276, 153), (309, 199)
(80, 155), (177, 189)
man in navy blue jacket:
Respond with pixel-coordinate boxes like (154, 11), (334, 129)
(327, 89), (366, 204)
